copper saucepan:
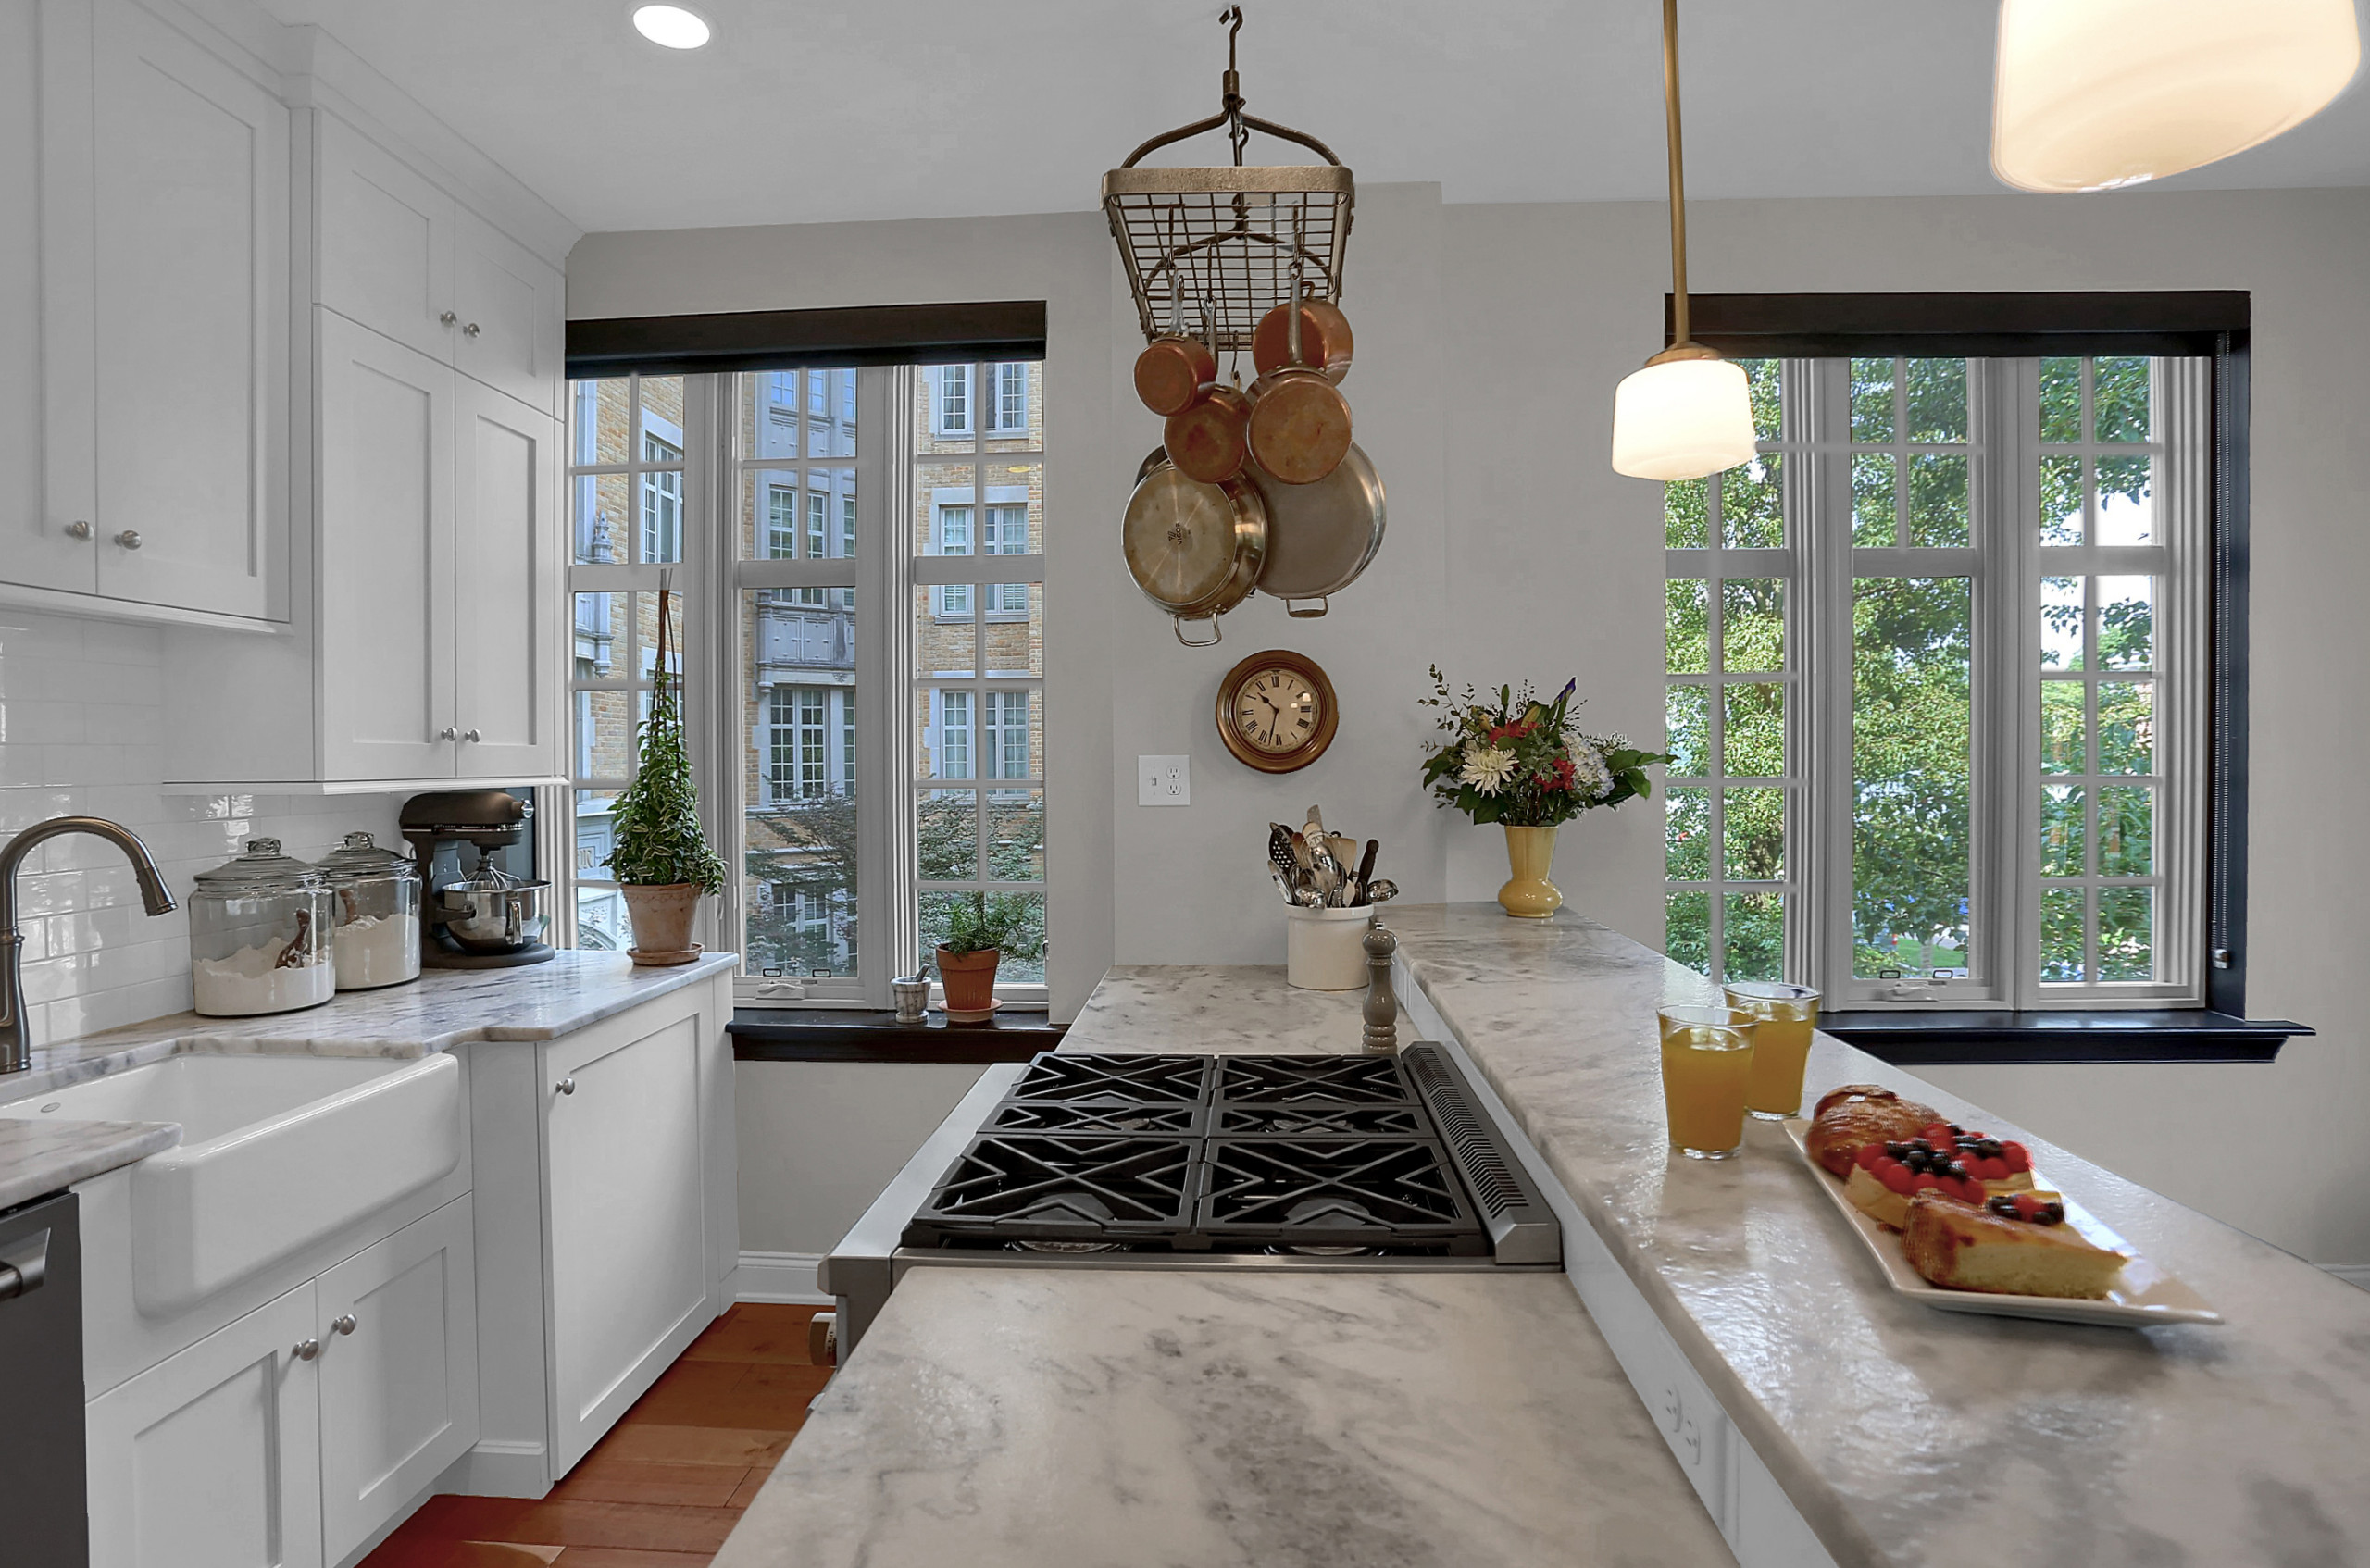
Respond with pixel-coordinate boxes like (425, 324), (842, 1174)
(1252, 300), (1353, 384)
(1245, 274), (1353, 486)
(1165, 381), (1252, 484)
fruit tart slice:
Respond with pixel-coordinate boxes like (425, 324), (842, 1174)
(1843, 1138), (1991, 1229)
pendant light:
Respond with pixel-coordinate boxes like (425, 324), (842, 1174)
(1611, 0), (1757, 483)
(1992, 0), (2362, 193)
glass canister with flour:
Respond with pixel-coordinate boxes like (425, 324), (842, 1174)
(188, 839), (336, 1016)
(316, 830), (422, 989)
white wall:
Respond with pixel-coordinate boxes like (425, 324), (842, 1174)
(732, 1060), (986, 1258)
(574, 183), (2370, 1265)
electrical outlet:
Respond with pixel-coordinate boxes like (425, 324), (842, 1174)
(1137, 754), (1191, 806)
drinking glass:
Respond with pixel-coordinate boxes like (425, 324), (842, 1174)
(1724, 981), (1821, 1120)
(1656, 1004), (1758, 1041)
(1660, 1020), (1756, 1160)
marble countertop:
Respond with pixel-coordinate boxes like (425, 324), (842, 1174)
(0, 1119), (179, 1213)
(717, 1266), (1732, 1568)
(1060, 964), (1367, 1055)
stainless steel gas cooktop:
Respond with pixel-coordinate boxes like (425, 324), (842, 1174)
(823, 1044), (1562, 1352)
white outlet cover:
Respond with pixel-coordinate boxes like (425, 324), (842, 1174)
(1137, 754), (1191, 806)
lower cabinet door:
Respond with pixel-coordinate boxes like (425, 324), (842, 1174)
(543, 1012), (709, 1475)
(317, 1195), (480, 1564)
(86, 1282), (323, 1568)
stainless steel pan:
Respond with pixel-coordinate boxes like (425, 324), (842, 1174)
(1243, 442), (1385, 617)
(1123, 455), (1267, 646)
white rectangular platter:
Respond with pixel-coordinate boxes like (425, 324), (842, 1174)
(1781, 1120), (2222, 1327)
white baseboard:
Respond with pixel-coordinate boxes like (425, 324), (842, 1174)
(2322, 1263), (2370, 1291)
(446, 1438), (552, 1499)
(735, 1250), (832, 1304)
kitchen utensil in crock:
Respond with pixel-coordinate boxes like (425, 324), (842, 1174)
(1242, 441), (1385, 617)
(1122, 461), (1267, 645)
(1164, 380), (1252, 483)
(1253, 299), (1353, 384)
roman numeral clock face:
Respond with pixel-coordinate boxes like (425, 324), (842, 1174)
(1216, 652), (1337, 773)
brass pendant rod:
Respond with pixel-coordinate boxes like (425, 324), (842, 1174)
(1661, 0), (1691, 349)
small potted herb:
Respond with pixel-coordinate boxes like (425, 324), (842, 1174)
(605, 588), (725, 962)
(935, 891), (1045, 1014)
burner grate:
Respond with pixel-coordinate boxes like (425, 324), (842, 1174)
(1197, 1137), (1484, 1251)
(1216, 1055), (1413, 1106)
(1007, 1053), (1212, 1105)
(903, 1134), (1198, 1245)
(1212, 1102), (1428, 1137)
(988, 1101), (1204, 1136)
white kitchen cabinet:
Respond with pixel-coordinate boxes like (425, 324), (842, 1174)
(86, 1282), (325, 1568)
(452, 375), (564, 778)
(317, 113), (564, 417)
(316, 1196), (480, 1566)
(25, 0), (289, 622)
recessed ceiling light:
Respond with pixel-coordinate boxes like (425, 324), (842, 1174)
(631, 4), (711, 49)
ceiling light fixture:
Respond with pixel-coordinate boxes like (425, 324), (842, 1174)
(1991, 0), (2362, 193)
(631, 4), (712, 50)
(1610, 0), (1756, 483)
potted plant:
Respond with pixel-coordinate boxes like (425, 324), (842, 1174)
(934, 891), (1046, 1014)
(1418, 668), (1670, 919)
(605, 587), (725, 962)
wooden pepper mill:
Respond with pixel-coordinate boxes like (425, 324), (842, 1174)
(1363, 915), (1399, 1055)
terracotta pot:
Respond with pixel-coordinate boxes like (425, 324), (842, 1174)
(1497, 825), (1563, 919)
(621, 882), (702, 959)
(936, 946), (1002, 1012)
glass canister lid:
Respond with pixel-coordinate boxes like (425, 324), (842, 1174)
(193, 837), (326, 895)
(316, 830), (419, 886)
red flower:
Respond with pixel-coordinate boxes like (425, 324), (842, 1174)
(1487, 719), (1538, 743)
(1550, 757), (1578, 791)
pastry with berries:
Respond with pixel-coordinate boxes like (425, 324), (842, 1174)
(1843, 1138), (1993, 1228)
(1904, 1120), (2036, 1194)
(1805, 1085), (1941, 1176)
(1902, 1188), (2127, 1299)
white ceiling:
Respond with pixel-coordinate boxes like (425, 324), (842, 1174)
(261, 0), (2370, 235)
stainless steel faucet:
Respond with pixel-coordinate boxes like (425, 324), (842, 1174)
(0, 817), (178, 1073)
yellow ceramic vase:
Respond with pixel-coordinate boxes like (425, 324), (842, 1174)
(1498, 824), (1563, 919)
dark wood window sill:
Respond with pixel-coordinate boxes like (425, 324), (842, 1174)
(728, 1007), (1063, 1064)
(1820, 1010), (2311, 1065)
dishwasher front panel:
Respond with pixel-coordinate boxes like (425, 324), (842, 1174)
(0, 1190), (87, 1565)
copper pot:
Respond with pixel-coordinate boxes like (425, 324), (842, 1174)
(1164, 382), (1252, 483)
(1134, 334), (1217, 417)
(1253, 299), (1353, 384)
(1246, 366), (1353, 486)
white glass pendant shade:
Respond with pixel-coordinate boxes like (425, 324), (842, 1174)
(1611, 355), (1757, 482)
(1993, 0), (2362, 193)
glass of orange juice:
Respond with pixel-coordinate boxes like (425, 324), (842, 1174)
(1724, 981), (1820, 1120)
(1659, 1019), (1755, 1160)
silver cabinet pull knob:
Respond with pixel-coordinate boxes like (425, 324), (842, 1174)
(440, 727), (459, 740)
(555, 1076), (576, 1096)
(115, 529), (142, 550)
(440, 311), (457, 326)
(331, 1313), (357, 1336)
(65, 519), (91, 540)
(464, 728), (481, 743)
(463, 322), (481, 338)
(293, 1338), (321, 1362)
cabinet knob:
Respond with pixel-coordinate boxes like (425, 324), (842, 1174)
(440, 311), (457, 327)
(64, 519), (91, 540)
(555, 1076), (577, 1096)
(115, 529), (142, 550)
(440, 727), (459, 741)
(331, 1313), (358, 1337)
(463, 322), (481, 338)
(293, 1338), (321, 1362)
(464, 728), (482, 743)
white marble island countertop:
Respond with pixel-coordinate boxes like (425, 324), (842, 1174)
(717, 1266), (1732, 1568)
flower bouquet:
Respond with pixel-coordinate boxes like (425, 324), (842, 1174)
(1418, 667), (1670, 917)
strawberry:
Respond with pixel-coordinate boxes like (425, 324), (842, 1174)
(1881, 1163), (1915, 1194)
(2010, 1194), (2042, 1220)
(1855, 1144), (1885, 1171)
(2002, 1141), (2031, 1173)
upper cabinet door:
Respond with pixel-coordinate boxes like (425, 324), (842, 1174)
(452, 378), (560, 779)
(86, 0), (288, 620)
(454, 208), (565, 417)
(316, 112), (458, 364)
(25, 0), (99, 594)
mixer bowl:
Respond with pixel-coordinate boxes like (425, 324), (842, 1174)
(435, 880), (551, 952)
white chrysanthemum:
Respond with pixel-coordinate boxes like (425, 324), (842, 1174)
(1567, 742), (1615, 801)
(1459, 744), (1516, 794)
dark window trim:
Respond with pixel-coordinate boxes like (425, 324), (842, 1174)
(728, 1008), (1059, 1064)
(1657, 291), (2286, 1058)
(567, 300), (1049, 379)
(1823, 1011), (2308, 1066)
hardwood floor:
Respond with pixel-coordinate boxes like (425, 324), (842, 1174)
(363, 1304), (830, 1568)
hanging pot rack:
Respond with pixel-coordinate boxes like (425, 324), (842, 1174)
(1102, 6), (1355, 356)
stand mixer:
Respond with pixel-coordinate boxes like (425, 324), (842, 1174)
(399, 790), (555, 968)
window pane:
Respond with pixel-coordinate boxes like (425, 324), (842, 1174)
(2098, 888), (2154, 980)
(2039, 454), (2084, 546)
(636, 377), (685, 451)
(1721, 578), (1784, 670)
(2097, 786), (2153, 876)
(572, 592), (629, 683)
(2039, 357), (2083, 444)
(1742, 358), (1782, 442)
(1907, 454), (1968, 547)
(1722, 788), (1785, 881)
(917, 790), (977, 879)
(2041, 577), (2084, 668)
(638, 467), (684, 564)
(986, 585), (1044, 676)
(1665, 476), (1708, 550)
(2040, 785), (2086, 877)
(922, 688), (974, 779)
(1852, 577), (1973, 980)
(1665, 685), (1710, 776)
(812, 368), (858, 458)
(1723, 892), (1786, 982)
(742, 588), (858, 981)
(576, 689), (634, 784)
(2099, 577), (2154, 670)
(1849, 358), (1893, 443)
(1722, 682), (1784, 776)
(917, 586), (979, 678)
(1903, 358), (1967, 442)
(2097, 681), (2153, 773)
(1720, 454), (1783, 548)
(572, 471), (630, 566)
(2040, 888), (2088, 983)
(2041, 681), (2086, 775)
(1851, 454), (1895, 547)
(1665, 890), (1710, 973)
(1665, 788), (1709, 879)
(921, 890), (1045, 984)
(2096, 457), (2153, 545)
(2093, 356), (2150, 442)
(986, 789), (1046, 882)
(1665, 580), (1708, 674)
(574, 378), (630, 466)
(981, 689), (1037, 779)
(987, 460), (1044, 551)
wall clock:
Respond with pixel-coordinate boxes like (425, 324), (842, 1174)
(1216, 649), (1338, 774)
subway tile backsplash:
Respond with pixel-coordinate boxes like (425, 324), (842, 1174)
(0, 609), (399, 1043)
